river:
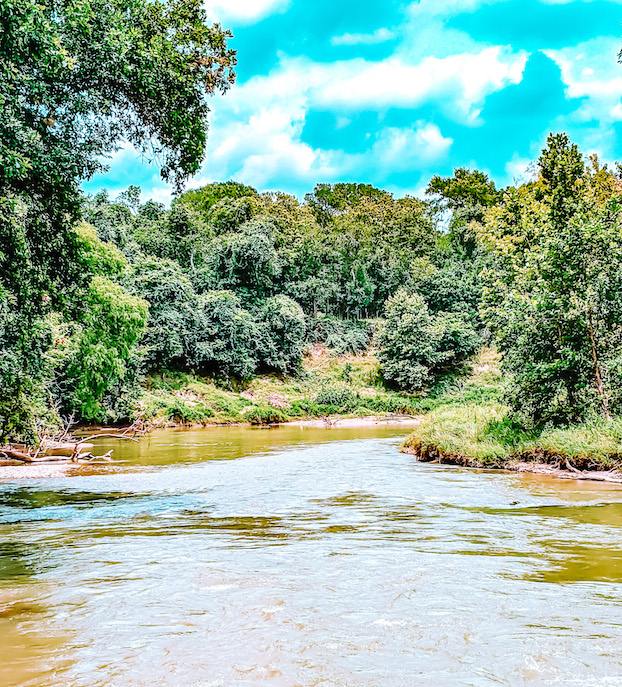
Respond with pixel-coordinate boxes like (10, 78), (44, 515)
(1, 424), (622, 686)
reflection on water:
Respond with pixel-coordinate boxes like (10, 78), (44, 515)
(1, 425), (622, 686)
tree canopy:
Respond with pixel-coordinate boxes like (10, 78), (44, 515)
(0, 0), (236, 439)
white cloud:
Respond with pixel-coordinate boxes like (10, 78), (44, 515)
(194, 46), (527, 191)
(331, 28), (396, 47)
(203, 0), (289, 24)
(373, 124), (453, 171)
(545, 39), (622, 122)
(315, 48), (527, 121)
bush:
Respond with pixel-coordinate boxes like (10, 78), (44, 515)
(257, 295), (306, 374)
(192, 290), (259, 379)
(377, 289), (479, 391)
(242, 405), (288, 425)
(315, 383), (358, 411)
(126, 256), (197, 370)
(307, 314), (373, 355)
(166, 398), (215, 424)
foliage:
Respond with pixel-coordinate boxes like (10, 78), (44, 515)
(404, 403), (622, 469)
(177, 181), (257, 215)
(376, 289), (479, 391)
(193, 291), (259, 379)
(426, 168), (501, 254)
(166, 398), (215, 424)
(241, 405), (289, 425)
(315, 383), (358, 411)
(257, 295), (306, 374)
(0, 0), (236, 438)
(307, 314), (374, 355)
(479, 133), (622, 427)
(125, 257), (198, 370)
(206, 220), (280, 299)
(60, 277), (148, 421)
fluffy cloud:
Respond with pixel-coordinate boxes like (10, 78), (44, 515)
(203, 0), (289, 24)
(372, 125), (453, 170)
(193, 46), (524, 192)
(316, 48), (527, 121)
(84, 0), (622, 201)
(546, 38), (622, 121)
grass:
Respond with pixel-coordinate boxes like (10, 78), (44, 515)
(137, 345), (418, 427)
(402, 348), (622, 470)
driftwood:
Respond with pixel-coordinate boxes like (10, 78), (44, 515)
(0, 448), (34, 463)
(39, 440), (95, 457)
(0, 421), (143, 467)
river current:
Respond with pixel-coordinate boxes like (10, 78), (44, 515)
(1, 424), (622, 686)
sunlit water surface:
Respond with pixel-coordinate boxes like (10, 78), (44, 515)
(1, 425), (622, 686)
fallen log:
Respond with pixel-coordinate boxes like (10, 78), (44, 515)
(39, 440), (95, 457)
(1, 449), (34, 463)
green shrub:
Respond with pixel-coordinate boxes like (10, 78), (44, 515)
(307, 314), (373, 355)
(193, 290), (259, 379)
(257, 295), (306, 374)
(166, 398), (215, 424)
(242, 405), (288, 425)
(377, 289), (479, 391)
(315, 383), (358, 411)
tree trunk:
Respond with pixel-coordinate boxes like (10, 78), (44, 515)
(587, 309), (611, 421)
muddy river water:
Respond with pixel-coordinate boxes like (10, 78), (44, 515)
(1, 424), (622, 686)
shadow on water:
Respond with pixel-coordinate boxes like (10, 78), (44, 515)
(462, 501), (622, 527)
(526, 544), (622, 584)
(0, 542), (51, 581)
(0, 487), (141, 510)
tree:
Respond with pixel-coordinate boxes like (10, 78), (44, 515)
(0, 0), (236, 437)
(479, 134), (622, 427)
(426, 168), (500, 255)
(125, 257), (198, 370)
(193, 291), (259, 379)
(377, 289), (478, 391)
(257, 296), (306, 374)
(305, 183), (391, 226)
(61, 277), (149, 421)
(206, 220), (280, 300)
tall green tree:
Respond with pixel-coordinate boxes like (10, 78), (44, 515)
(480, 134), (622, 427)
(0, 0), (236, 438)
(426, 168), (500, 255)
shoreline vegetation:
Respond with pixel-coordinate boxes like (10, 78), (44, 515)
(400, 348), (622, 484)
(4, 345), (622, 485)
(138, 345), (420, 428)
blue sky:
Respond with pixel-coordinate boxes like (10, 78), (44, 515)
(84, 0), (622, 203)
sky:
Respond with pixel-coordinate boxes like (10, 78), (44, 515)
(83, 0), (622, 203)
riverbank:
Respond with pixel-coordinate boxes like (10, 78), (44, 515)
(139, 346), (419, 427)
(400, 349), (622, 483)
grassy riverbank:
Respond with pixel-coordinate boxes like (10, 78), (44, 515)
(138, 345), (419, 427)
(401, 349), (622, 472)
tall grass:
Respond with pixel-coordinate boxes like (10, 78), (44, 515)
(402, 349), (622, 468)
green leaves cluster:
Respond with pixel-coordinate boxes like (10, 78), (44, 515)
(0, 0), (236, 439)
(377, 289), (479, 391)
(479, 133), (622, 427)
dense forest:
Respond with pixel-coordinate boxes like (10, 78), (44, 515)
(3, 0), (622, 454)
(6, 128), (622, 445)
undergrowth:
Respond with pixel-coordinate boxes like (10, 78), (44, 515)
(138, 347), (418, 426)
(402, 348), (622, 468)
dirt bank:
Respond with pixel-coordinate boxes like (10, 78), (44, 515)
(401, 446), (622, 485)
(281, 414), (424, 429)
